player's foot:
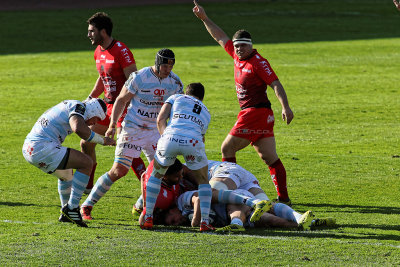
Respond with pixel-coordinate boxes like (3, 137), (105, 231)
(313, 218), (336, 227)
(250, 200), (272, 222)
(140, 216), (153, 230)
(132, 206), (142, 220)
(60, 204), (88, 227)
(273, 196), (292, 207)
(83, 188), (92, 195)
(80, 206), (94, 221)
(298, 210), (315, 231)
(199, 221), (215, 232)
(215, 224), (245, 232)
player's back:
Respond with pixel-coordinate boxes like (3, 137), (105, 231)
(163, 94), (211, 141)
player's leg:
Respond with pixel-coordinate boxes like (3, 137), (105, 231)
(80, 122), (108, 193)
(253, 136), (290, 204)
(216, 204), (248, 232)
(52, 169), (73, 207)
(221, 134), (251, 163)
(272, 203), (314, 230)
(59, 149), (94, 227)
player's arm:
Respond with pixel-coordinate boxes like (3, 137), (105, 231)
(270, 80), (294, 125)
(123, 64), (137, 79)
(106, 85), (134, 138)
(157, 103), (172, 135)
(69, 115), (115, 146)
(394, 0), (400, 11)
(87, 76), (104, 99)
(193, 0), (230, 48)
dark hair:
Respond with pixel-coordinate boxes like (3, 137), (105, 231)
(185, 83), (205, 101)
(87, 12), (113, 36)
(165, 159), (183, 176)
(97, 98), (107, 113)
(232, 29), (252, 40)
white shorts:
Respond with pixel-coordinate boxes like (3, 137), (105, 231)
(22, 140), (67, 174)
(210, 162), (262, 191)
(115, 126), (160, 162)
(155, 134), (207, 170)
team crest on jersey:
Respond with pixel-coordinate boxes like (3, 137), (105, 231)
(185, 155), (195, 162)
(267, 115), (274, 124)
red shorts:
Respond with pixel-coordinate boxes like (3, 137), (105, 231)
(229, 108), (275, 144)
(97, 102), (127, 128)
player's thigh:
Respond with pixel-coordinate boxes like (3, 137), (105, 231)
(253, 136), (279, 164)
(209, 177), (237, 190)
(64, 149), (93, 173)
(142, 132), (160, 162)
(190, 165), (209, 184)
(221, 134), (251, 153)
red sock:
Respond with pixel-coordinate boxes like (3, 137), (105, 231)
(86, 162), (97, 189)
(222, 157), (236, 163)
(131, 157), (146, 181)
(268, 159), (289, 200)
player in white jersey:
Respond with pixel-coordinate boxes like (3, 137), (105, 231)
(140, 82), (215, 231)
(22, 99), (115, 227)
(80, 49), (183, 220)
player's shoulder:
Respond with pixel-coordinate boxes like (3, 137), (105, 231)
(168, 71), (183, 86)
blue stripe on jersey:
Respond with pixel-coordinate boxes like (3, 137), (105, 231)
(123, 67), (184, 130)
(163, 94), (211, 140)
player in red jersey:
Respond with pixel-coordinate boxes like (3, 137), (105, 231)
(82, 12), (146, 193)
(193, 1), (294, 205)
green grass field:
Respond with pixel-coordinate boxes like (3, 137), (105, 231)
(1, 0), (399, 265)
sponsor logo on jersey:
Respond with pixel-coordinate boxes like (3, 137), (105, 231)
(26, 145), (34, 156)
(189, 139), (199, 147)
(185, 155), (195, 162)
(38, 117), (49, 127)
(154, 89), (165, 96)
(122, 143), (142, 151)
(121, 48), (132, 63)
(116, 42), (122, 47)
(106, 59), (115, 64)
(137, 109), (159, 118)
(168, 136), (189, 144)
(267, 115), (274, 124)
(139, 99), (164, 106)
(100, 55), (106, 59)
(259, 60), (273, 76)
(162, 189), (168, 198)
(172, 114), (205, 129)
(242, 68), (252, 73)
(38, 162), (48, 169)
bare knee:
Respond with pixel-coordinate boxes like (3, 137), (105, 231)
(108, 165), (129, 181)
(76, 154), (93, 175)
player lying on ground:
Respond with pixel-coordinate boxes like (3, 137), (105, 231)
(22, 99), (115, 227)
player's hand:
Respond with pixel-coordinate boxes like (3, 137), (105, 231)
(193, 0), (207, 20)
(105, 127), (116, 140)
(394, 0), (400, 11)
(282, 107), (294, 125)
(103, 136), (116, 146)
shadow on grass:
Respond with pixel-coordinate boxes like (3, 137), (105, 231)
(0, 201), (36, 207)
(295, 203), (400, 215)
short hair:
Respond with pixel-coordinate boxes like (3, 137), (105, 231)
(232, 29), (252, 41)
(87, 12), (113, 36)
(97, 98), (107, 113)
(165, 159), (183, 176)
(185, 83), (205, 101)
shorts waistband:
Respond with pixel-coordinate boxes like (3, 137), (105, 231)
(241, 101), (271, 110)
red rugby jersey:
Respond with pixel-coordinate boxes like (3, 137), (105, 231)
(224, 40), (278, 109)
(94, 39), (135, 102)
(143, 160), (180, 210)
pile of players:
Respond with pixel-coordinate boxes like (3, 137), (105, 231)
(22, 1), (335, 231)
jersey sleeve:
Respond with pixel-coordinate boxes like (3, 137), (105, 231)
(224, 40), (235, 58)
(253, 57), (279, 85)
(115, 42), (136, 69)
(165, 94), (178, 106)
(68, 101), (86, 119)
(124, 72), (139, 94)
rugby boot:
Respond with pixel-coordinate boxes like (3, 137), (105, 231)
(199, 221), (215, 232)
(140, 216), (153, 230)
(215, 224), (245, 232)
(80, 206), (94, 221)
(298, 210), (315, 231)
(61, 204), (88, 227)
(250, 200), (273, 222)
(313, 218), (336, 227)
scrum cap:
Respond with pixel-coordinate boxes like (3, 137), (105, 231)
(155, 48), (175, 73)
(84, 98), (107, 121)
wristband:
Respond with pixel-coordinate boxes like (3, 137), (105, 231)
(86, 130), (105, 145)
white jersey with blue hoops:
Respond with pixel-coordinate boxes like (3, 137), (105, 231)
(163, 94), (211, 141)
(123, 67), (184, 130)
(25, 100), (86, 144)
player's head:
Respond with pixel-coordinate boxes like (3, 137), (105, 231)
(163, 159), (183, 186)
(232, 29), (253, 60)
(87, 12), (113, 45)
(185, 83), (205, 101)
(163, 207), (189, 226)
(155, 48), (175, 78)
(84, 98), (107, 122)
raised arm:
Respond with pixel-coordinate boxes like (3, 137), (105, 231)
(192, 0), (230, 48)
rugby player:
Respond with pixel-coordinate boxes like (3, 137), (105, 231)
(22, 99), (115, 227)
(80, 49), (183, 220)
